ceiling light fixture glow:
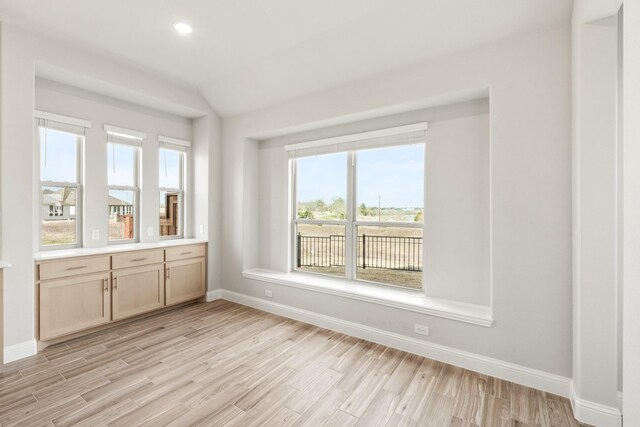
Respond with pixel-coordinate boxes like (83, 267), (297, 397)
(173, 22), (193, 35)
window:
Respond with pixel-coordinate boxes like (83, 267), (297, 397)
(159, 143), (186, 238)
(291, 124), (426, 289)
(38, 120), (84, 248)
(107, 130), (141, 242)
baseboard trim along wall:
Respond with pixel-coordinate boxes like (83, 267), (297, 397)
(4, 339), (37, 364)
(205, 289), (223, 302)
(215, 290), (571, 397)
(617, 391), (623, 412)
(570, 382), (622, 427)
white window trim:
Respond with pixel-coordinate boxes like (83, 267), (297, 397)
(158, 135), (191, 148)
(284, 122), (428, 153)
(159, 146), (186, 240)
(34, 110), (91, 129)
(37, 125), (84, 251)
(291, 146), (426, 289)
(104, 124), (147, 140)
(108, 143), (140, 244)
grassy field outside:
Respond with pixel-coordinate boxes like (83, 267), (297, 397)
(109, 220), (127, 240)
(41, 220), (76, 245)
(298, 265), (423, 289)
(41, 219), (129, 244)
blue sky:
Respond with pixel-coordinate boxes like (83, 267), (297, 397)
(159, 148), (181, 189)
(297, 144), (424, 208)
(40, 128), (139, 186)
(40, 129), (78, 183)
(41, 128), (181, 191)
(108, 143), (137, 186)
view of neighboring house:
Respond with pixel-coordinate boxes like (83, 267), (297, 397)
(160, 192), (179, 236)
(108, 194), (133, 219)
(41, 187), (76, 221)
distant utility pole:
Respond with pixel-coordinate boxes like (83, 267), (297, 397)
(378, 196), (381, 221)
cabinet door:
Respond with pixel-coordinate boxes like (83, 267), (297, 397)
(112, 264), (165, 321)
(40, 273), (110, 340)
(166, 257), (205, 306)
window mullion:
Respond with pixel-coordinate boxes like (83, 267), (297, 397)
(346, 151), (356, 281)
(290, 159), (297, 272)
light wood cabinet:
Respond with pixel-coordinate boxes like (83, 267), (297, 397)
(112, 264), (165, 321)
(166, 257), (206, 306)
(39, 272), (111, 340)
(37, 242), (206, 342)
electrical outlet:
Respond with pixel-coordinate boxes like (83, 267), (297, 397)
(265, 289), (273, 298)
(91, 229), (100, 240)
(147, 226), (154, 237)
(199, 224), (205, 234)
(414, 324), (430, 336)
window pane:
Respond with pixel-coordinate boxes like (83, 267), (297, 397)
(108, 143), (137, 186)
(296, 153), (347, 220)
(356, 226), (423, 289)
(356, 144), (424, 222)
(295, 223), (345, 278)
(160, 191), (181, 237)
(41, 186), (77, 246)
(108, 189), (135, 241)
(159, 148), (182, 189)
(40, 128), (78, 183)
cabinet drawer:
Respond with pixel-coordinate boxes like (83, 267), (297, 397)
(165, 244), (205, 262)
(38, 256), (110, 281)
(111, 249), (164, 269)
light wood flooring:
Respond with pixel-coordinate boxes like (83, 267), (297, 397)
(0, 300), (586, 426)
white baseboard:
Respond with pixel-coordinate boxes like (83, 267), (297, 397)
(219, 289), (571, 398)
(4, 339), (37, 364)
(206, 289), (222, 302)
(570, 381), (622, 427)
(617, 391), (623, 412)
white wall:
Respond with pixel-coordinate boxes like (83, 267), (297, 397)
(0, 22), (221, 357)
(193, 114), (223, 291)
(571, 3), (623, 423)
(623, 1), (640, 425)
(222, 23), (572, 377)
(425, 113), (490, 306)
(256, 100), (490, 306)
(35, 79), (193, 246)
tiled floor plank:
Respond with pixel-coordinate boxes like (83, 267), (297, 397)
(0, 301), (583, 426)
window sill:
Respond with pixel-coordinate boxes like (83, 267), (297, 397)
(242, 268), (493, 327)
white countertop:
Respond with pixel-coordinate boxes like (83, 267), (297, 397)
(34, 239), (208, 261)
(0, 261), (11, 269)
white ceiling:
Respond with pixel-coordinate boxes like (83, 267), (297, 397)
(0, 0), (572, 117)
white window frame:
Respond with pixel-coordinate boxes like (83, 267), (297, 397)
(107, 135), (142, 244)
(290, 124), (427, 290)
(159, 145), (186, 240)
(37, 119), (85, 251)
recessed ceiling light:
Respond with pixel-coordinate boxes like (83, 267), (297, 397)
(173, 22), (193, 35)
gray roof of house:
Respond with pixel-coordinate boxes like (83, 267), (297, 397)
(108, 195), (132, 206)
(42, 188), (76, 206)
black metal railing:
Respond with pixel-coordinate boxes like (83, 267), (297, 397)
(297, 234), (346, 268)
(297, 233), (422, 271)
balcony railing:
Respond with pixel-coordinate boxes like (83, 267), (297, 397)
(297, 233), (422, 272)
